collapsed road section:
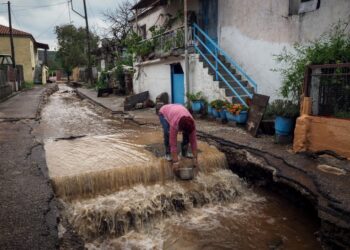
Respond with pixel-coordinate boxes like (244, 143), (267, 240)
(198, 131), (350, 249)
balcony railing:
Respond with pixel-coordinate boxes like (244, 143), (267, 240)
(139, 26), (189, 59)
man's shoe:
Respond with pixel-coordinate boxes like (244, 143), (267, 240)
(165, 154), (172, 161)
(184, 151), (194, 158)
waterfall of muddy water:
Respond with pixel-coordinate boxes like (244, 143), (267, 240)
(63, 170), (320, 250)
(42, 85), (320, 249)
(45, 134), (227, 199)
(63, 170), (240, 240)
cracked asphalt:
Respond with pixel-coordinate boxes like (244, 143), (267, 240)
(0, 86), (58, 250)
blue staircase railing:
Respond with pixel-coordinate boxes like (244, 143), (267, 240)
(192, 23), (258, 107)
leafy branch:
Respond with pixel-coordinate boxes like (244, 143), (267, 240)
(273, 20), (350, 102)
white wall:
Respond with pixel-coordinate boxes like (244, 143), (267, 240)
(135, 2), (184, 39)
(133, 59), (173, 101)
(188, 54), (227, 102)
(218, 0), (350, 100)
(133, 54), (227, 103)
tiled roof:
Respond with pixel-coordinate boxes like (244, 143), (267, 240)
(0, 24), (32, 37)
(0, 25), (49, 49)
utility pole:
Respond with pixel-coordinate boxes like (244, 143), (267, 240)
(71, 0), (92, 85)
(7, 1), (16, 68)
(184, 0), (189, 98)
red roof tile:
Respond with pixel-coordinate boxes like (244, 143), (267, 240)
(0, 24), (32, 37)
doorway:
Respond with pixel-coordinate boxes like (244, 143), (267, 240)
(200, 0), (218, 52)
(171, 63), (184, 105)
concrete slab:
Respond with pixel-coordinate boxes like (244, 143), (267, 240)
(76, 88), (125, 114)
(0, 86), (46, 119)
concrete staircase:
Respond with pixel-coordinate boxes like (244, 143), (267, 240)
(199, 53), (255, 103)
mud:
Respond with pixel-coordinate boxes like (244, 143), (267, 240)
(197, 131), (350, 249)
(40, 85), (322, 249)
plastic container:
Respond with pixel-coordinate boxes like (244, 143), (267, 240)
(191, 101), (203, 113)
(212, 109), (220, 118)
(207, 105), (213, 116)
(225, 110), (236, 122)
(220, 109), (227, 120)
(275, 116), (294, 135)
(235, 111), (248, 124)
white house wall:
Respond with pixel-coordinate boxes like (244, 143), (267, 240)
(188, 54), (227, 102)
(133, 60), (173, 101)
(218, 0), (350, 100)
(133, 54), (227, 103)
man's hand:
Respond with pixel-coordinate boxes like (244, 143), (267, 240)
(192, 157), (199, 168)
(193, 158), (199, 176)
(172, 161), (180, 172)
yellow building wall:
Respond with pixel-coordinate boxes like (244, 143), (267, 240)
(294, 115), (350, 159)
(0, 36), (36, 82)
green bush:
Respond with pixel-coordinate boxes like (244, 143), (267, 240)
(268, 99), (299, 118)
(95, 71), (108, 90)
(23, 81), (34, 89)
(274, 20), (350, 102)
(186, 91), (206, 102)
(210, 99), (228, 111)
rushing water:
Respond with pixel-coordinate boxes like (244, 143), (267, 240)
(42, 85), (321, 249)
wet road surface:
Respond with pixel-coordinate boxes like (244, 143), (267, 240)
(41, 84), (321, 249)
(0, 85), (58, 249)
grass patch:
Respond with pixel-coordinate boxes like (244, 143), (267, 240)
(23, 81), (34, 89)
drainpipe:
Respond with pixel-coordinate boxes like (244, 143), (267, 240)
(184, 0), (190, 99)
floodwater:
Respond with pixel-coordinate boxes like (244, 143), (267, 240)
(42, 85), (321, 249)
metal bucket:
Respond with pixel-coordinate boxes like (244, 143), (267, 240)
(178, 167), (194, 180)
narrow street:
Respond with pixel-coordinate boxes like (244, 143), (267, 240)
(0, 0), (349, 248)
(0, 86), (58, 249)
(1, 84), (323, 249)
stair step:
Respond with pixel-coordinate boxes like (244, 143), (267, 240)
(224, 87), (254, 96)
(203, 60), (232, 71)
(230, 95), (252, 104)
(199, 53), (226, 62)
(219, 80), (249, 88)
(207, 67), (237, 77)
(212, 73), (242, 81)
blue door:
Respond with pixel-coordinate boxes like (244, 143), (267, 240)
(171, 64), (185, 105)
(201, 0), (218, 52)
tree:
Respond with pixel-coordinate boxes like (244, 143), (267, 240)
(274, 20), (350, 102)
(103, 0), (135, 44)
(55, 24), (99, 81)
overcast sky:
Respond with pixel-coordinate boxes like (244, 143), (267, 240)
(0, 0), (124, 50)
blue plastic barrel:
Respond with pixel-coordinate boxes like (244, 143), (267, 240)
(275, 116), (293, 135)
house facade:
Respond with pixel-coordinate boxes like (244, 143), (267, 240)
(0, 25), (49, 82)
(131, 0), (350, 105)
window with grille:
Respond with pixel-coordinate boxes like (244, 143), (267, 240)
(289, 0), (320, 15)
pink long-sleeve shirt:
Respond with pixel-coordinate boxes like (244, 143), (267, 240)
(159, 104), (198, 153)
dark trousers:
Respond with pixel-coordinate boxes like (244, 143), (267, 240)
(159, 114), (189, 155)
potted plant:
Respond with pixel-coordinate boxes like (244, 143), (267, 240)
(269, 99), (299, 135)
(210, 99), (226, 118)
(225, 103), (249, 124)
(186, 91), (206, 113)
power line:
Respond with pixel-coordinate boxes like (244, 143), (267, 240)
(10, 6), (23, 30)
(11, 1), (67, 8)
(0, 1), (67, 13)
(36, 6), (68, 39)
